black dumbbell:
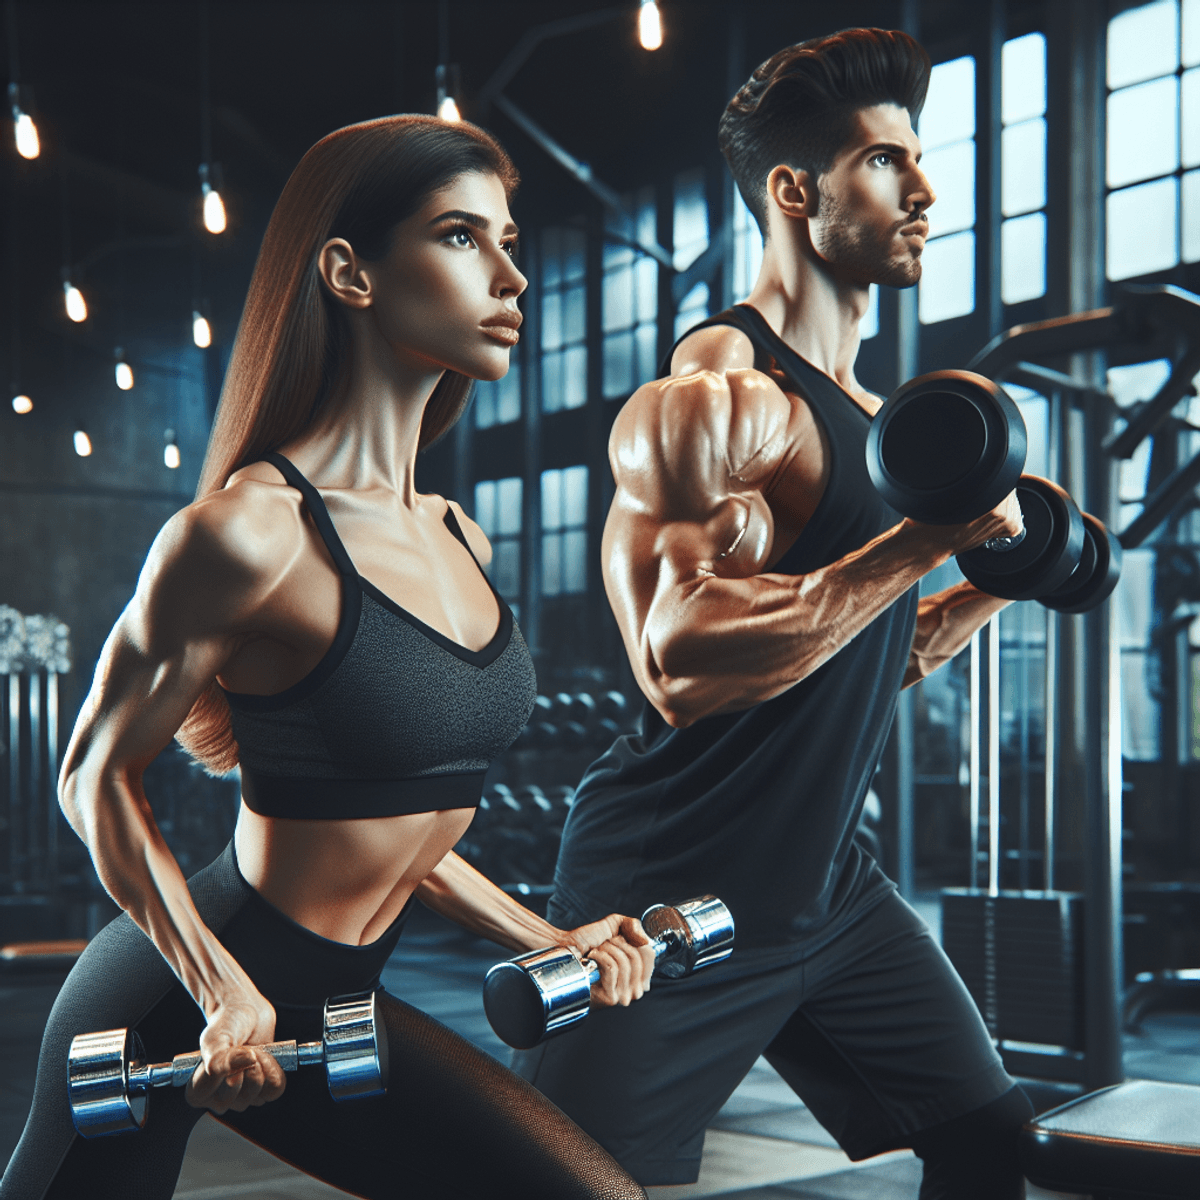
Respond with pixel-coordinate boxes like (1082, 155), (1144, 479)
(482, 896), (734, 1049)
(867, 371), (1122, 607)
(1040, 511), (1123, 613)
(866, 370), (1027, 525)
(67, 991), (386, 1138)
(956, 475), (1085, 601)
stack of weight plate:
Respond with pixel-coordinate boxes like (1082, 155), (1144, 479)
(941, 890), (1085, 1066)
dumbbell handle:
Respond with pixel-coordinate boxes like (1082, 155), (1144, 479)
(982, 496), (1027, 553)
(127, 1039), (324, 1092)
(578, 931), (678, 984)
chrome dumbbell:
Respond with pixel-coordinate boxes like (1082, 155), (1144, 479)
(67, 991), (386, 1138)
(483, 895), (735, 1049)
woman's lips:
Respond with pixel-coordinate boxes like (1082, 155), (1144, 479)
(481, 319), (521, 345)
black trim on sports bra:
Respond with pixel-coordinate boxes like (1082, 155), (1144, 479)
(238, 768), (486, 819)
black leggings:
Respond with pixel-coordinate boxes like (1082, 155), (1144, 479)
(0, 845), (646, 1200)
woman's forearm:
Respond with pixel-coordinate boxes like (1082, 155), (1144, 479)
(414, 851), (565, 953)
(62, 765), (258, 1017)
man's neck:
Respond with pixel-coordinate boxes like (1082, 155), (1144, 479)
(742, 239), (872, 400)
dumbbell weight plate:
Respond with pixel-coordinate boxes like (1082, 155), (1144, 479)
(1041, 512), (1123, 614)
(641, 895), (736, 980)
(957, 476), (1085, 602)
(67, 1027), (147, 1137)
(323, 991), (387, 1101)
(484, 948), (593, 1050)
(866, 371), (1028, 524)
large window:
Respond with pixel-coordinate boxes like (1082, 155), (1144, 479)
(1001, 32), (1048, 304)
(541, 465), (588, 596)
(541, 227), (588, 413)
(1109, 360), (1174, 760)
(474, 366), (521, 430)
(730, 187), (764, 304)
(673, 168), (710, 338)
(473, 476), (523, 608)
(603, 189), (658, 399)
(918, 55), (977, 324)
(1105, 0), (1200, 280)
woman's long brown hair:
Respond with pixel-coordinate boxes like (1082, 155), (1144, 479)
(176, 115), (519, 774)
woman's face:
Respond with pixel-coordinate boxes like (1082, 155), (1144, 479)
(364, 170), (526, 382)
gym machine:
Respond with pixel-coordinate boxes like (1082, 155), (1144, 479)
(0, 606), (72, 902)
(944, 285), (1200, 1197)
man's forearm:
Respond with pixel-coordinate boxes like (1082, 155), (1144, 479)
(639, 519), (956, 725)
(903, 581), (1012, 688)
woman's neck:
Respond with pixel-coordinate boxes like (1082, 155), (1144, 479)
(285, 312), (446, 504)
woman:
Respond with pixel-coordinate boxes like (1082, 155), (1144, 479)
(1, 116), (653, 1200)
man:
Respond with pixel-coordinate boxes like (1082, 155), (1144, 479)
(512, 27), (1034, 1200)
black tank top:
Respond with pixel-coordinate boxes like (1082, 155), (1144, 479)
(552, 306), (919, 955)
(221, 452), (538, 820)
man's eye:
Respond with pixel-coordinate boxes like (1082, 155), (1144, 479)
(869, 153), (893, 168)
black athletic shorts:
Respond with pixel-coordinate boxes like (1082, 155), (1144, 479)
(1, 842), (645, 1200)
(513, 887), (1015, 1186)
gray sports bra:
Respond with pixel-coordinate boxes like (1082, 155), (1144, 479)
(221, 452), (537, 819)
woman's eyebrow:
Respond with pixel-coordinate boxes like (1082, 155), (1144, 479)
(428, 209), (519, 237)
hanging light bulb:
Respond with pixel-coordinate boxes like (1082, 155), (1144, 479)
(114, 349), (134, 390)
(638, 0), (663, 50)
(435, 64), (462, 123)
(164, 429), (180, 469)
(73, 429), (92, 457)
(11, 394), (32, 414)
(63, 280), (87, 323)
(192, 311), (212, 348)
(8, 84), (39, 160)
(199, 163), (227, 234)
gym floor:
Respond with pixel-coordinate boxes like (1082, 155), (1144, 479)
(2, 899), (1194, 1198)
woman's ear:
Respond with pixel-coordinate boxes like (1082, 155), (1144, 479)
(317, 238), (373, 310)
(765, 164), (818, 221)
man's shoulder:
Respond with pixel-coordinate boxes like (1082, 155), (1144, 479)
(670, 320), (757, 377)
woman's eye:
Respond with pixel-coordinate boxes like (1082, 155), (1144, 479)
(446, 226), (476, 248)
(502, 240), (519, 260)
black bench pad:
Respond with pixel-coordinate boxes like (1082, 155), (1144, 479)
(1020, 1080), (1200, 1198)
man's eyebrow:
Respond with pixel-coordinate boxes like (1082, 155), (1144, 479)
(428, 208), (520, 237)
(863, 141), (917, 161)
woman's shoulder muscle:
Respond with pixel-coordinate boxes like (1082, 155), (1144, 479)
(132, 476), (307, 647)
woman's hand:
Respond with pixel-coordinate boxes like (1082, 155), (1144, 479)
(185, 987), (286, 1114)
(560, 913), (657, 1008)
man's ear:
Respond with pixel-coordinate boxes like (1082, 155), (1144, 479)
(317, 238), (373, 310)
(764, 164), (818, 221)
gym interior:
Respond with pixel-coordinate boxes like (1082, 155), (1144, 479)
(1, 0), (1198, 1196)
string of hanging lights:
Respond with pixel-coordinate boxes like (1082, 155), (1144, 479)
(8, 0), (669, 466)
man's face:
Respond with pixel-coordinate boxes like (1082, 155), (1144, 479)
(807, 102), (935, 288)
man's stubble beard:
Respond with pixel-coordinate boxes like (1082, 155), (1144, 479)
(816, 185), (922, 290)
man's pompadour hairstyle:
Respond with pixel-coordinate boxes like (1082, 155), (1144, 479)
(719, 27), (931, 234)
